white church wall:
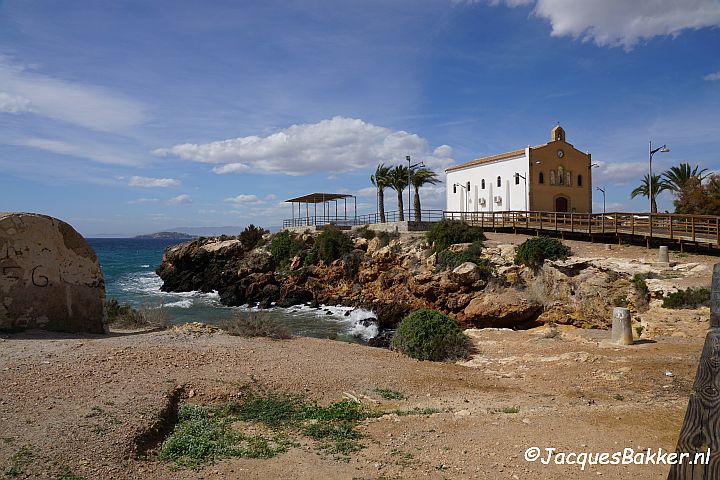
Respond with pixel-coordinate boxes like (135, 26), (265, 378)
(446, 154), (529, 212)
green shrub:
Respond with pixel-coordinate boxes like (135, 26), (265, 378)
(304, 227), (353, 265)
(354, 226), (376, 240)
(391, 309), (471, 361)
(239, 224), (269, 250)
(662, 287), (711, 309)
(632, 274), (650, 312)
(632, 274), (649, 295)
(435, 241), (494, 277)
(105, 298), (132, 323)
(426, 220), (486, 253)
(270, 231), (305, 267)
(513, 236), (571, 268)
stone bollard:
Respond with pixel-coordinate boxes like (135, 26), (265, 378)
(658, 245), (670, 264)
(611, 307), (633, 345)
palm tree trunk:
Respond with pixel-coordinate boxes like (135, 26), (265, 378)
(378, 188), (386, 223)
(414, 186), (421, 222)
(651, 198), (658, 214)
(397, 190), (404, 221)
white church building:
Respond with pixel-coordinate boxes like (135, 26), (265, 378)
(445, 125), (593, 213)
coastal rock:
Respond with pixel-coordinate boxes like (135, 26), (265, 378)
(461, 290), (543, 329)
(237, 249), (274, 276)
(448, 243), (472, 253)
(452, 262), (482, 285)
(0, 213), (105, 333)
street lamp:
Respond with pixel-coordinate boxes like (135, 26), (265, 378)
(406, 155), (424, 221)
(514, 172), (527, 211)
(596, 186), (605, 214)
(649, 142), (670, 213)
(453, 182), (469, 216)
(596, 186), (606, 232)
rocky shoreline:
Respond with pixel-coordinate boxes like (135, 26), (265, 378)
(156, 229), (707, 334)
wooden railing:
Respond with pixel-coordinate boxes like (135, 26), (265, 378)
(283, 209), (720, 246)
(442, 211), (720, 246)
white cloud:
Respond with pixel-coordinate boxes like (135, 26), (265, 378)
(592, 161), (650, 185)
(153, 116), (455, 176)
(0, 57), (147, 131)
(0, 92), (32, 113)
(7, 136), (141, 166)
(167, 194), (193, 205)
(224, 194), (263, 206)
(466, 0), (720, 49)
(704, 71), (720, 81)
(129, 176), (181, 188)
(128, 198), (159, 204)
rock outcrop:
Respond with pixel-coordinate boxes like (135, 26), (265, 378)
(156, 230), (708, 331)
(0, 213), (105, 333)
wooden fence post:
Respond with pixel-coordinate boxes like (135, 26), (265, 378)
(668, 263), (720, 478)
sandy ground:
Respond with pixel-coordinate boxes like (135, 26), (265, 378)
(0, 239), (716, 480)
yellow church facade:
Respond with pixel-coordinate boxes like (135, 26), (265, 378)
(445, 125), (593, 213)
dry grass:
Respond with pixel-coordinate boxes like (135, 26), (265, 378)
(220, 312), (292, 340)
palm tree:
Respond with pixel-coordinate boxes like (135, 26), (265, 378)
(386, 165), (410, 221)
(410, 168), (440, 221)
(370, 163), (391, 223)
(662, 163), (709, 193)
(630, 174), (669, 213)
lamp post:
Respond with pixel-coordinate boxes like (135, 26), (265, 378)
(406, 155), (424, 221)
(453, 183), (469, 218)
(514, 172), (527, 211)
(648, 142), (670, 213)
(596, 186), (606, 215)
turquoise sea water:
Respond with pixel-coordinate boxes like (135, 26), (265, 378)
(87, 238), (377, 342)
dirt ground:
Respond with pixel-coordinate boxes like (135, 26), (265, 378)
(0, 238), (716, 479)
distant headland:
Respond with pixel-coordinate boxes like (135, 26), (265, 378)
(133, 231), (196, 240)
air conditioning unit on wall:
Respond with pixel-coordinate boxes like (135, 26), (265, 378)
(494, 196), (502, 204)
(479, 198), (486, 206)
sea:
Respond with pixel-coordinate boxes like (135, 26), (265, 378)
(87, 238), (378, 343)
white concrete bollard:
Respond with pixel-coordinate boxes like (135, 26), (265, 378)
(658, 246), (670, 264)
(611, 307), (633, 345)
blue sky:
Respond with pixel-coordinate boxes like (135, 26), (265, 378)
(1, 0), (719, 236)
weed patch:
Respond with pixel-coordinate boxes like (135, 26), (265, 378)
(374, 388), (404, 400)
(3, 445), (33, 477)
(160, 391), (384, 468)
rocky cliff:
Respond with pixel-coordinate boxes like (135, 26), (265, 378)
(156, 230), (700, 330)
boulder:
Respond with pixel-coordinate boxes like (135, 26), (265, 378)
(462, 290), (543, 329)
(0, 213), (105, 333)
(237, 249), (274, 276)
(452, 262), (482, 285)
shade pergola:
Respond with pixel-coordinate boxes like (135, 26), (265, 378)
(285, 193), (357, 227)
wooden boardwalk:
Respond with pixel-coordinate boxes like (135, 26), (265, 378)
(443, 211), (720, 249)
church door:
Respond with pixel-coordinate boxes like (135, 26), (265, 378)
(555, 196), (568, 212)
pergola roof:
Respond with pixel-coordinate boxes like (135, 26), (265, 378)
(285, 193), (354, 203)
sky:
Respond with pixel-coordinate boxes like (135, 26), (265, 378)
(0, 0), (719, 236)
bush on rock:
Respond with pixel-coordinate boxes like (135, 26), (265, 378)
(513, 236), (570, 269)
(426, 220), (486, 253)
